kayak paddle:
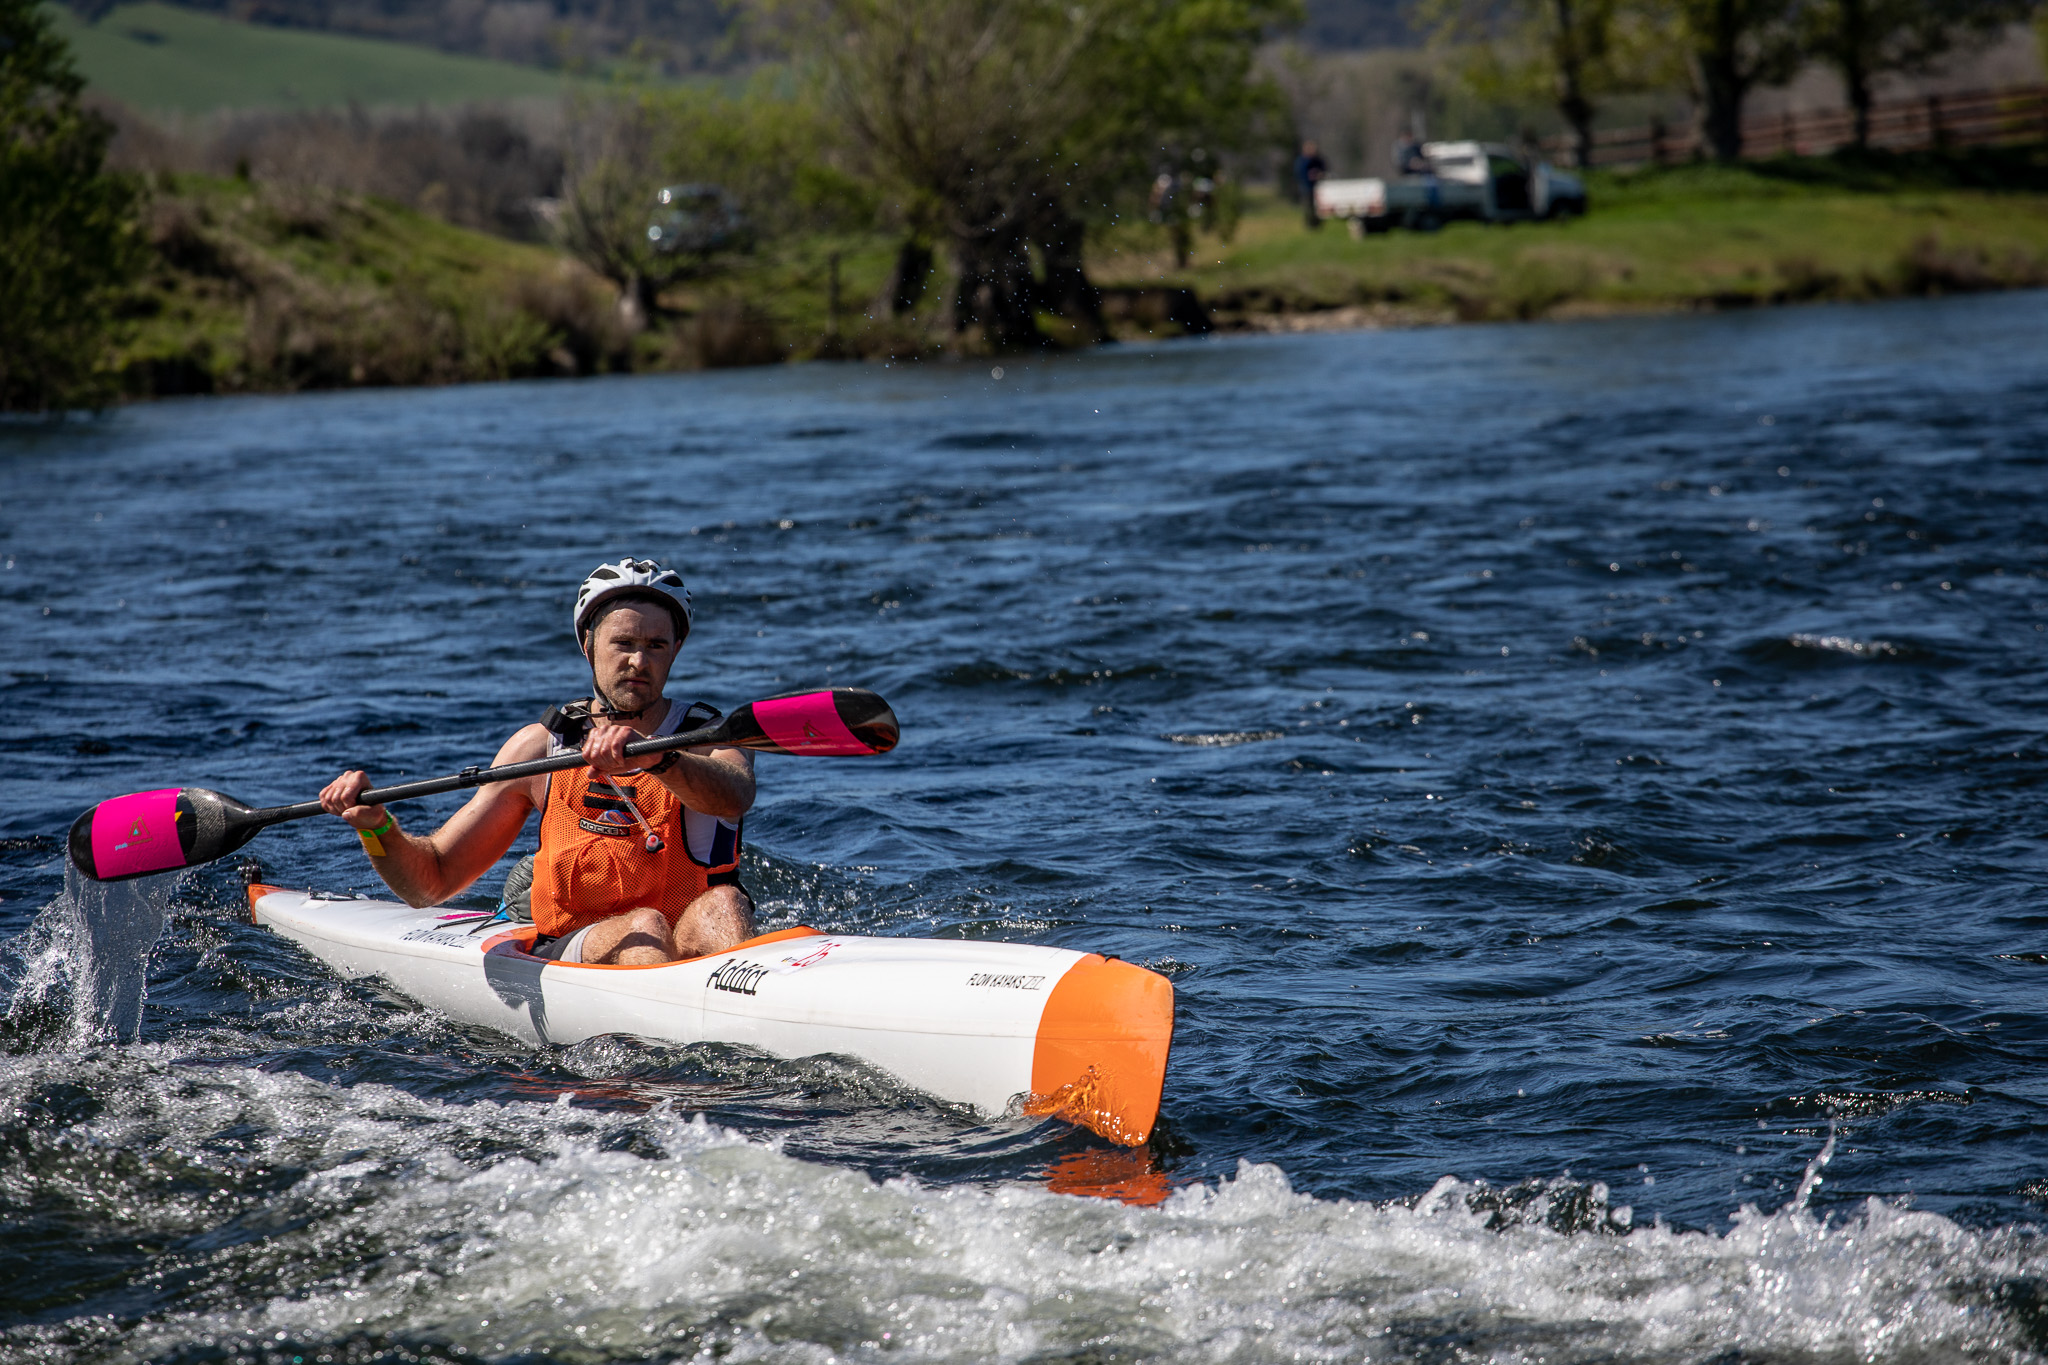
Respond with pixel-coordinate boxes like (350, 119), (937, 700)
(67, 687), (898, 883)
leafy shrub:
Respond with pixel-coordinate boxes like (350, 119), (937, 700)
(1897, 233), (2048, 295)
(687, 296), (785, 367)
(510, 262), (634, 373)
(0, 0), (145, 411)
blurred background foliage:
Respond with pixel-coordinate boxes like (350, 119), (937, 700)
(3, 0), (145, 409)
(4, 0), (2045, 410)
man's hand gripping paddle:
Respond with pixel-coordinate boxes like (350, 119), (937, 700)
(67, 688), (898, 883)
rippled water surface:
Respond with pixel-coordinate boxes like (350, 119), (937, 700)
(5, 292), (2048, 1363)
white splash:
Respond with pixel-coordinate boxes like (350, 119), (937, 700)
(1786, 633), (1907, 659)
(1162, 730), (1287, 747)
(4, 866), (172, 1045)
(12, 1057), (2022, 1365)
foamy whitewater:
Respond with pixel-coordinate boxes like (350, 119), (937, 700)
(7, 291), (2048, 1361)
(5, 1032), (2042, 1365)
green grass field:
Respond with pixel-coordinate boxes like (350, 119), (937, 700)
(50, 2), (573, 112)
(1091, 149), (2048, 325)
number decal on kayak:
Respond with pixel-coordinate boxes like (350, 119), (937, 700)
(779, 941), (840, 971)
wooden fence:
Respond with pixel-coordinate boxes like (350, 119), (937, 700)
(1544, 84), (2048, 167)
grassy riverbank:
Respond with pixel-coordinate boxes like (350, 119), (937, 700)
(49, 2), (575, 113)
(1093, 145), (2048, 327)
(114, 175), (622, 395)
(107, 146), (2048, 399)
(110, 174), (914, 397)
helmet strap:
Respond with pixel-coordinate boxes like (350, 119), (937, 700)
(586, 659), (648, 722)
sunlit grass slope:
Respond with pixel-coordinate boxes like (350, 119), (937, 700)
(115, 177), (911, 396)
(1092, 148), (2048, 325)
(48, 2), (571, 112)
(116, 175), (631, 394)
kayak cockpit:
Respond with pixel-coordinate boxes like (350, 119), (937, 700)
(485, 921), (826, 969)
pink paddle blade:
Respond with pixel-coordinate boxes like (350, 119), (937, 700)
(751, 692), (876, 755)
(89, 789), (190, 880)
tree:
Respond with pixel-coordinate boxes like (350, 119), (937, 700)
(1055, 0), (1282, 273)
(1419, 0), (1667, 168)
(1798, 0), (2037, 149)
(764, 0), (1294, 350)
(554, 95), (696, 331)
(1668, 0), (1802, 160)
(0, 0), (144, 411)
(647, 73), (876, 242)
(555, 75), (874, 330)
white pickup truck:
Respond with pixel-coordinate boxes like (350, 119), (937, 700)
(1315, 141), (1588, 235)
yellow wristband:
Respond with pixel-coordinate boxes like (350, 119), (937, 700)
(357, 814), (396, 858)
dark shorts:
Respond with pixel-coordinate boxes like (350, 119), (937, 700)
(527, 924), (594, 962)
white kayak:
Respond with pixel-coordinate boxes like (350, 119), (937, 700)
(247, 885), (1174, 1145)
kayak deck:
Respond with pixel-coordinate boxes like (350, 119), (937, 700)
(247, 884), (1172, 1145)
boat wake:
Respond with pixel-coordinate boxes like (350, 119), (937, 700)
(0, 1037), (2042, 1365)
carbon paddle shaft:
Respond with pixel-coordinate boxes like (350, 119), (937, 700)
(259, 721), (729, 821)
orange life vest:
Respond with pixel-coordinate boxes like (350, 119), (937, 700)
(528, 699), (743, 937)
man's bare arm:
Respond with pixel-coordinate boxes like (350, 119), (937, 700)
(581, 724), (754, 820)
(318, 724), (548, 908)
(655, 744), (754, 819)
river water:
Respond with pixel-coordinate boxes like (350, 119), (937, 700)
(4, 291), (2048, 1363)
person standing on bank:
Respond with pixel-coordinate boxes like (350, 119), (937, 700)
(1294, 139), (1328, 230)
(318, 558), (756, 965)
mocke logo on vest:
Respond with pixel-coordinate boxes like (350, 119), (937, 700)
(576, 810), (639, 837)
(708, 959), (768, 996)
(578, 789), (644, 838)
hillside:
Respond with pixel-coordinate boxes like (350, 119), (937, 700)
(116, 175), (628, 393)
(109, 174), (903, 396)
(62, 0), (741, 75)
(60, 0), (1412, 80)
(49, 1), (573, 111)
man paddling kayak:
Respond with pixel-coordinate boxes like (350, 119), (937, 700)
(318, 558), (756, 964)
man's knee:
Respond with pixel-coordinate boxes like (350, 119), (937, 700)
(704, 886), (755, 939)
(674, 885), (754, 955)
(583, 906), (675, 964)
(698, 885), (752, 921)
(625, 906), (671, 937)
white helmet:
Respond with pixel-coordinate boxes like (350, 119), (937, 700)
(573, 558), (692, 647)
